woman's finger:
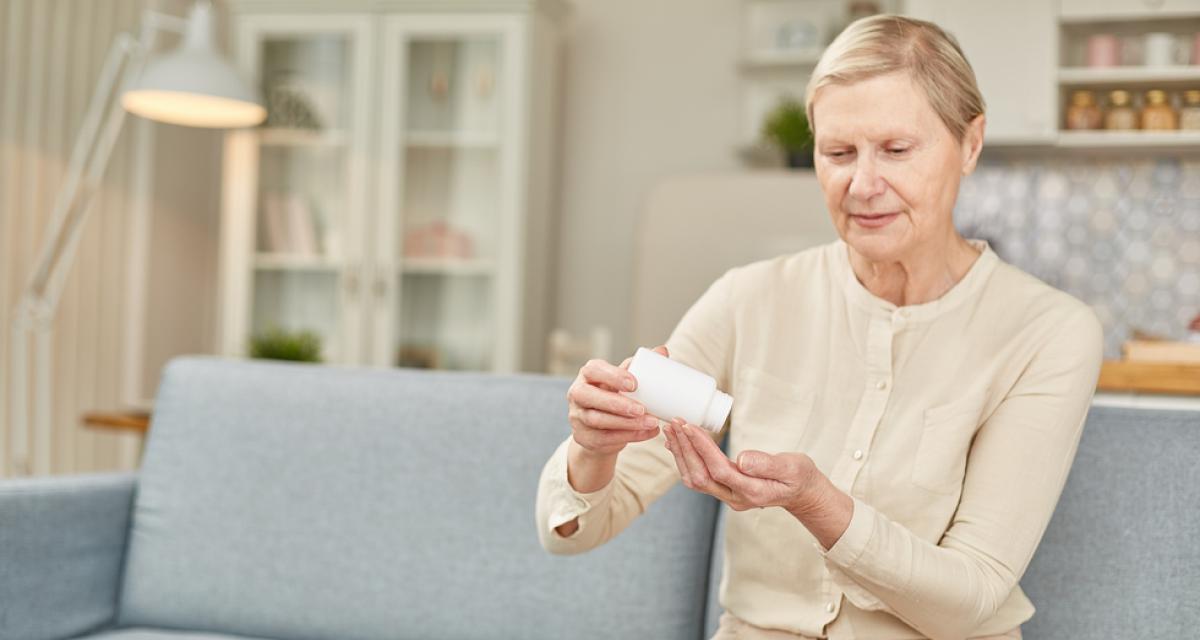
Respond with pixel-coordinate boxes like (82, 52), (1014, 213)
(674, 422), (737, 502)
(663, 421), (692, 477)
(680, 423), (742, 487)
(573, 406), (660, 431)
(580, 358), (637, 393)
(569, 382), (648, 422)
(578, 427), (660, 451)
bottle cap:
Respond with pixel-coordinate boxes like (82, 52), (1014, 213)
(703, 390), (734, 432)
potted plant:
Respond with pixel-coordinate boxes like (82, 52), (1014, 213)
(762, 97), (815, 169)
(248, 326), (323, 363)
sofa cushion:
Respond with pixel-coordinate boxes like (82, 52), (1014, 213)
(117, 357), (718, 640)
(1020, 405), (1200, 637)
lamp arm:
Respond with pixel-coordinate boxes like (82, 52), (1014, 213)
(20, 33), (138, 314)
(23, 7), (184, 315)
(8, 9), (177, 476)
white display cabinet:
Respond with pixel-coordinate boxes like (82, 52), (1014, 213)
(218, 0), (564, 373)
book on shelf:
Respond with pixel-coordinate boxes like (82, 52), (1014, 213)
(286, 192), (319, 256)
(260, 191), (320, 256)
(262, 192), (289, 253)
(1122, 339), (1200, 365)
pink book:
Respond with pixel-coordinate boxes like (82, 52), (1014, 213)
(286, 193), (318, 256)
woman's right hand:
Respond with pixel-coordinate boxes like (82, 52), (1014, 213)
(566, 345), (669, 457)
(555, 345), (669, 536)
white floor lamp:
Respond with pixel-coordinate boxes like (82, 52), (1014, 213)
(7, 0), (265, 476)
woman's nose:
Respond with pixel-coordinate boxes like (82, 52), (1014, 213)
(848, 158), (887, 201)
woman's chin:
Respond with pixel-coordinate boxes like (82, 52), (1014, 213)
(841, 225), (909, 262)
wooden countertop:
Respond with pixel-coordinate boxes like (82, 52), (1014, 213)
(1097, 360), (1200, 395)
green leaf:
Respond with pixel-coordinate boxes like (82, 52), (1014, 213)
(761, 97), (814, 152)
(248, 325), (323, 363)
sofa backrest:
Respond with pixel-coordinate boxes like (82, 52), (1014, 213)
(117, 356), (720, 640)
(1020, 404), (1200, 638)
(700, 404), (1200, 637)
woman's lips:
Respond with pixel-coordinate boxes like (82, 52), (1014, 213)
(850, 212), (900, 229)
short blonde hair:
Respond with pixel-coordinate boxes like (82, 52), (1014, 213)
(804, 14), (985, 142)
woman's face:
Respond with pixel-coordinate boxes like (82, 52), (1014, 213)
(811, 72), (983, 263)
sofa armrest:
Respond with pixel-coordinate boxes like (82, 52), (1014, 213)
(0, 471), (137, 640)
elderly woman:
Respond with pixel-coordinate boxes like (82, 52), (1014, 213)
(536, 15), (1102, 640)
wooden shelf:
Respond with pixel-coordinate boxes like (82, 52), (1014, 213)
(1097, 360), (1200, 395)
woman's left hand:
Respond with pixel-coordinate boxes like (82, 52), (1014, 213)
(661, 418), (822, 515)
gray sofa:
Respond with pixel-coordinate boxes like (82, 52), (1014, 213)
(0, 356), (1195, 640)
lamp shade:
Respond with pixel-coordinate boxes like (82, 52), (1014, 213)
(121, 1), (265, 128)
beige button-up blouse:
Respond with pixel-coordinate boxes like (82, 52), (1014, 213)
(536, 239), (1103, 639)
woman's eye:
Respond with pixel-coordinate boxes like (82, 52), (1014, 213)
(887, 148), (910, 155)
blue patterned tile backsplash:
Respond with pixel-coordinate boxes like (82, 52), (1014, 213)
(956, 158), (1200, 359)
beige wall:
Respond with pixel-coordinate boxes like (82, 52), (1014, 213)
(552, 0), (744, 361)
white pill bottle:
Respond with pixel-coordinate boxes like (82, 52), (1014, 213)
(621, 347), (734, 433)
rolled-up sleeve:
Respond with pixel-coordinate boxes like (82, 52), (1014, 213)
(535, 269), (737, 555)
(536, 438), (617, 554)
(816, 306), (1104, 640)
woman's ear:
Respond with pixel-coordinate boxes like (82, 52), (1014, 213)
(961, 114), (986, 176)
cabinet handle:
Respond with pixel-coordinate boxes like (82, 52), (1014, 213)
(344, 269), (359, 295)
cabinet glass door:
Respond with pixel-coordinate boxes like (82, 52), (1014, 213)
(379, 23), (511, 372)
(237, 19), (368, 364)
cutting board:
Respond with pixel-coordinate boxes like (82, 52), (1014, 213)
(1098, 360), (1200, 395)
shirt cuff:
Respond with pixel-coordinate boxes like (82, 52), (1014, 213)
(818, 495), (874, 569)
(817, 496), (890, 612)
(543, 438), (615, 539)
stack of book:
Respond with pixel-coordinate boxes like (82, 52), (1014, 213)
(261, 192), (320, 255)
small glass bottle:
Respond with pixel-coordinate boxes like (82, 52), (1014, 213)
(1065, 90), (1103, 130)
(1141, 89), (1178, 130)
(1104, 90), (1139, 130)
(622, 347), (733, 433)
(1180, 90), (1200, 131)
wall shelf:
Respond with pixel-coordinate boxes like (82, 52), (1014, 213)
(1056, 130), (1200, 148)
(1058, 66), (1200, 86)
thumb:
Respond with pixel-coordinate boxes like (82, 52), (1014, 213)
(737, 450), (783, 478)
(653, 344), (669, 358)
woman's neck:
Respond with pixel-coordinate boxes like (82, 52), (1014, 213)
(848, 234), (982, 307)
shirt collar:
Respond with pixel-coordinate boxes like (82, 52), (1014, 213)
(832, 237), (999, 322)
